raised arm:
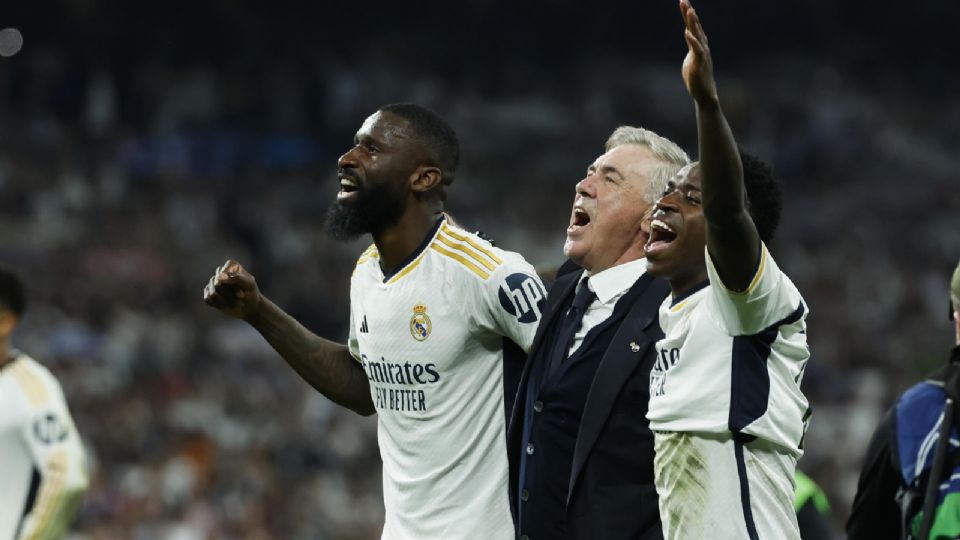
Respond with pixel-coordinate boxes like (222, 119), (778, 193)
(204, 260), (375, 416)
(680, 0), (761, 291)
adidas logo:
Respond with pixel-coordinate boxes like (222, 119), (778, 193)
(360, 316), (369, 333)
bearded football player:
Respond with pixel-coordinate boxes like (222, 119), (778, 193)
(204, 104), (546, 540)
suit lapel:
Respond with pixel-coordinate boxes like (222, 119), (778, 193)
(566, 274), (670, 505)
(529, 271), (580, 364)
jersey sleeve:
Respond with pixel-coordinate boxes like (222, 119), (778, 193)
(477, 255), (546, 353)
(705, 243), (807, 336)
(17, 374), (88, 540)
(348, 301), (361, 363)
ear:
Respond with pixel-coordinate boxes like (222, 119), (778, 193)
(0, 312), (17, 340)
(409, 166), (443, 194)
(638, 205), (653, 245)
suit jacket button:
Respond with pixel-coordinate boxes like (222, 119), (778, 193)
(526, 443), (535, 455)
(521, 489), (529, 501)
(533, 400), (543, 413)
(520, 536), (530, 540)
(630, 341), (640, 352)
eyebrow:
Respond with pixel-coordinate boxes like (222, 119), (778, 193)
(354, 132), (385, 147)
(588, 164), (624, 178)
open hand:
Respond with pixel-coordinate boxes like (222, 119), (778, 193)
(680, 0), (719, 107)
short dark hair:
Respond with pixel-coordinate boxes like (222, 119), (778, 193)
(739, 149), (783, 243)
(0, 267), (25, 316)
(378, 103), (459, 188)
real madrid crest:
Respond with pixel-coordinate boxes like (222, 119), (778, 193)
(409, 302), (432, 341)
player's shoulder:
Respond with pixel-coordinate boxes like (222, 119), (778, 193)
(6, 352), (66, 409)
(355, 243), (380, 268)
(429, 221), (532, 283)
(352, 243), (381, 282)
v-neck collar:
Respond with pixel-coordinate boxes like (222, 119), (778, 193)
(380, 216), (445, 283)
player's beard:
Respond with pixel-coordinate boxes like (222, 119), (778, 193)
(325, 181), (407, 241)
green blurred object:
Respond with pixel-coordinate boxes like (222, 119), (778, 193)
(795, 470), (830, 514)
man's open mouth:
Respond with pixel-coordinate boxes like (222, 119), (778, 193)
(646, 218), (677, 255)
(337, 174), (361, 201)
(568, 207), (591, 232)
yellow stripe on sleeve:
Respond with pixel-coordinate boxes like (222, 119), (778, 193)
(356, 244), (380, 267)
(440, 224), (503, 265)
(709, 243), (768, 296)
(430, 243), (490, 280)
(25, 450), (67, 540)
(726, 244), (767, 296)
(11, 361), (49, 407)
(435, 233), (497, 272)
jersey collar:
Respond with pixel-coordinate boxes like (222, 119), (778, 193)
(669, 279), (710, 308)
(0, 349), (21, 371)
(381, 216), (446, 283)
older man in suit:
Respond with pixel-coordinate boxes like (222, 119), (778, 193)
(508, 126), (689, 540)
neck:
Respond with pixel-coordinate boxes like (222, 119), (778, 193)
(0, 340), (11, 369)
(669, 268), (709, 299)
(374, 205), (443, 274)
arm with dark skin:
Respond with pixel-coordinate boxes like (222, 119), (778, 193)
(680, 0), (761, 291)
(204, 260), (375, 416)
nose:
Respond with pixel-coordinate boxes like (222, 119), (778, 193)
(575, 174), (596, 198)
(337, 146), (360, 169)
(655, 190), (680, 214)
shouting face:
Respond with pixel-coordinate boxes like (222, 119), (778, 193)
(563, 144), (662, 273)
(645, 163), (708, 289)
(326, 111), (424, 241)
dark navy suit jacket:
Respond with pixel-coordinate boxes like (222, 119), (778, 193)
(506, 261), (670, 540)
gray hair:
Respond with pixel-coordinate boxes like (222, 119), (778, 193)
(605, 126), (691, 204)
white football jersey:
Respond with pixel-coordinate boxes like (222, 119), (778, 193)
(647, 244), (810, 539)
(348, 217), (545, 540)
(0, 353), (88, 540)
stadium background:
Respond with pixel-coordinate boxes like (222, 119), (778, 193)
(1, 0), (958, 537)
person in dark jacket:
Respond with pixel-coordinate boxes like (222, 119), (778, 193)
(847, 258), (960, 539)
(507, 126), (689, 540)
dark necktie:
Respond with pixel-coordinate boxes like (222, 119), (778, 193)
(548, 277), (596, 375)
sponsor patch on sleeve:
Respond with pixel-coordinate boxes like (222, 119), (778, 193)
(498, 273), (546, 323)
(33, 412), (68, 445)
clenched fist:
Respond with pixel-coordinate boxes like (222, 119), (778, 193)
(203, 260), (263, 321)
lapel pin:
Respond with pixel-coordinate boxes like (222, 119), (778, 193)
(629, 342), (640, 353)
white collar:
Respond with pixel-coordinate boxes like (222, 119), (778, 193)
(581, 258), (648, 304)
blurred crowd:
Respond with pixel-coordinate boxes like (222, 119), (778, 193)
(1, 1), (959, 538)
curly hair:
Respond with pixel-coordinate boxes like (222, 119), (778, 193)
(739, 149), (783, 243)
(0, 267), (25, 316)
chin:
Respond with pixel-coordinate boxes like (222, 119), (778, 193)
(643, 255), (670, 277)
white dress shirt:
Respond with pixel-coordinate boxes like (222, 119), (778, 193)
(568, 257), (648, 356)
